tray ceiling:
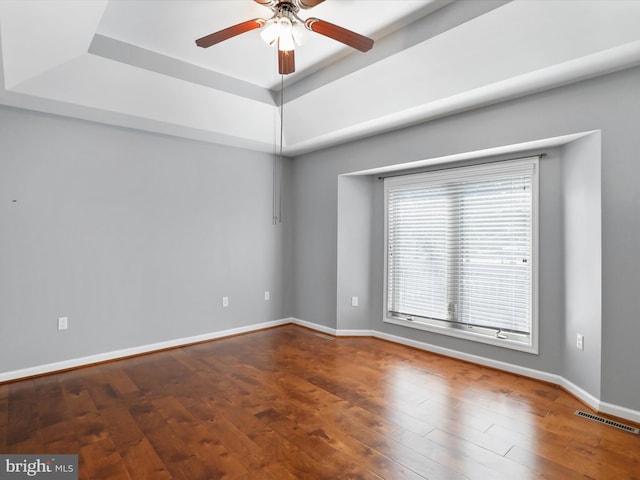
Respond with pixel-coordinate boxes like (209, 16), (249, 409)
(1, 0), (640, 156)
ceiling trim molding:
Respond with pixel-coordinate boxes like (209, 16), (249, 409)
(0, 89), (276, 153)
(284, 41), (640, 156)
(281, 0), (508, 102)
(89, 34), (276, 105)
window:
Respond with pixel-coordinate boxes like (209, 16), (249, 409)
(384, 157), (538, 353)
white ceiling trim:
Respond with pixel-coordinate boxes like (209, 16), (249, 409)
(8, 54), (278, 150)
(284, 40), (640, 156)
(283, 0), (640, 153)
(89, 33), (276, 105)
(348, 130), (598, 177)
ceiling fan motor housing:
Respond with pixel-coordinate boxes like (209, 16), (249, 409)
(255, 0), (320, 10)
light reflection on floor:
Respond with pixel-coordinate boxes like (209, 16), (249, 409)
(382, 362), (539, 479)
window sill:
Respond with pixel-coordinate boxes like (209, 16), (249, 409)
(384, 315), (538, 354)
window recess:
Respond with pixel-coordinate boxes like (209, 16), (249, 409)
(384, 157), (539, 353)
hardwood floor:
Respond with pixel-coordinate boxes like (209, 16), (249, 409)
(1, 324), (639, 479)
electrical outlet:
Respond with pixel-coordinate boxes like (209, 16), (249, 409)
(264, 291), (270, 301)
(351, 296), (359, 307)
(58, 317), (68, 331)
(222, 296), (229, 307)
(576, 334), (584, 351)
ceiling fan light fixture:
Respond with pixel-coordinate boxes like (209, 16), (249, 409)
(291, 21), (308, 45)
(278, 33), (295, 51)
(262, 16), (298, 50)
(260, 20), (280, 46)
(277, 18), (295, 51)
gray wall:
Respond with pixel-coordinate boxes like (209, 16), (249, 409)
(337, 175), (375, 331)
(0, 106), (293, 373)
(335, 149), (567, 373)
(561, 134), (602, 398)
(292, 65), (640, 412)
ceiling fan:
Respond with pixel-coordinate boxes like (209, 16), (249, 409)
(195, 0), (374, 75)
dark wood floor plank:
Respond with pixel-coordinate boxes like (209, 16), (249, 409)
(170, 421), (250, 479)
(119, 437), (172, 480)
(79, 436), (132, 480)
(60, 383), (109, 447)
(101, 366), (141, 396)
(124, 393), (167, 434)
(0, 424), (6, 452)
(276, 402), (430, 480)
(98, 404), (145, 449)
(195, 388), (349, 479)
(143, 423), (213, 480)
(196, 405), (296, 480)
(6, 380), (42, 448)
(153, 395), (251, 478)
(253, 404), (388, 480)
(2, 324), (639, 479)
(39, 421), (81, 454)
(35, 377), (70, 427)
(0, 384), (8, 451)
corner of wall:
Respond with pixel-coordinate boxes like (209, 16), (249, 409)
(560, 131), (603, 399)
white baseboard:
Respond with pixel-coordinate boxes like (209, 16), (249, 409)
(291, 317), (338, 336)
(0, 318), (292, 383)
(372, 329), (565, 386)
(290, 318), (640, 424)
(369, 328), (603, 408)
(557, 377), (602, 413)
(599, 401), (640, 424)
(3, 316), (639, 425)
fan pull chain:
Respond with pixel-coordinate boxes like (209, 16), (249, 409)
(273, 74), (284, 225)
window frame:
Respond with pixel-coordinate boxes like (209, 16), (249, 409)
(383, 157), (539, 354)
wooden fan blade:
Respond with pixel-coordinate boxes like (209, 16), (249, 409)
(298, 0), (326, 8)
(305, 18), (373, 52)
(196, 18), (265, 48)
(254, 0), (277, 6)
(279, 49), (295, 75)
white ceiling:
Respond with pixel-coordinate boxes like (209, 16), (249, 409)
(97, 0), (439, 90)
(1, 0), (640, 156)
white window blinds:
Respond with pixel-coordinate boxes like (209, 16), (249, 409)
(385, 158), (537, 336)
